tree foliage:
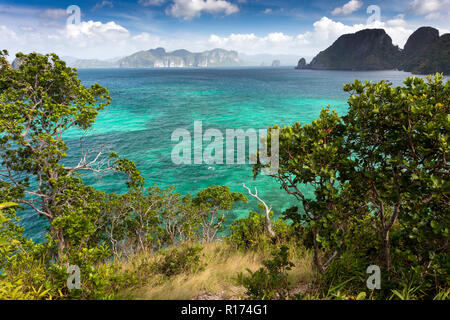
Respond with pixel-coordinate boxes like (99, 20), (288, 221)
(0, 52), (247, 299)
(1, 51), (447, 300)
(255, 74), (449, 296)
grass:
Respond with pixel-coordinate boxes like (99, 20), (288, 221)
(116, 241), (315, 300)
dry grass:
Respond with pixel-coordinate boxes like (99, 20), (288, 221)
(117, 241), (315, 300)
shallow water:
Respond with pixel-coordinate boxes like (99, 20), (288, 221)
(18, 67), (420, 241)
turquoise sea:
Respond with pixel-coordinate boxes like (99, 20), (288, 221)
(20, 67), (420, 241)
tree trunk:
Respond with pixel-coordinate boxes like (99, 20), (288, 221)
(265, 213), (276, 239)
(53, 228), (66, 262)
(382, 228), (391, 273)
(312, 228), (324, 274)
(242, 183), (277, 239)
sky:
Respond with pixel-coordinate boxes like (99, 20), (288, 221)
(0, 0), (449, 61)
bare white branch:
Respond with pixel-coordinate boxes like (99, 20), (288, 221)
(242, 183), (276, 238)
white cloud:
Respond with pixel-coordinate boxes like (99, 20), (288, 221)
(208, 16), (416, 57)
(0, 21), (140, 59)
(425, 12), (443, 19)
(331, 0), (363, 16)
(39, 8), (67, 19)
(0, 18), (211, 60)
(166, 0), (239, 20)
(0, 26), (18, 42)
(20, 26), (35, 32)
(408, 0), (450, 20)
(138, 0), (167, 6)
(209, 32), (295, 55)
(92, 1), (114, 11)
(386, 15), (407, 28)
(408, 0), (449, 14)
(0, 16), (417, 60)
(263, 8), (272, 14)
(2, 9), (447, 62)
(64, 21), (129, 45)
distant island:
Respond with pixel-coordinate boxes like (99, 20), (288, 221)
(296, 26), (449, 75)
(63, 50), (298, 69)
(67, 47), (242, 68)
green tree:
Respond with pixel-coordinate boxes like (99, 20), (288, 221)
(254, 74), (449, 294)
(150, 186), (200, 246)
(0, 51), (139, 260)
(342, 74), (449, 277)
(193, 185), (247, 243)
(228, 208), (291, 251)
(253, 108), (362, 273)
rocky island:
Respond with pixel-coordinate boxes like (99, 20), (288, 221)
(118, 47), (241, 68)
(399, 27), (450, 75)
(296, 26), (449, 75)
(295, 58), (306, 70)
(304, 29), (401, 70)
(67, 47), (242, 69)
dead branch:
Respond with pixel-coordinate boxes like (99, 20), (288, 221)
(242, 183), (276, 239)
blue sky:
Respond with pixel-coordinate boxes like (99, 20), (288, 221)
(0, 0), (449, 60)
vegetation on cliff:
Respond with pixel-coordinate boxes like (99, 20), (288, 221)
(400, 27), (450, 75)
(298, 26), (449, 75)
(67, 47), (242, 69)
(306, 29), (401, 70)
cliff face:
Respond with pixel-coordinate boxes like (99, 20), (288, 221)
(403, 27), (439, 55)
(117, 47), (241, 68)
(299, 27), (449, 75)
(295, 58), (306, 69)
(11, 58), (22, 70)
(399, 27), (449, 75)
(307, 29), (401, 70)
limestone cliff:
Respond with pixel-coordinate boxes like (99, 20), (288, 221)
(117, 47), (241, 68)
(306, 29), (401, 70)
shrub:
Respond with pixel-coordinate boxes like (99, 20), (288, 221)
(153, 245), (204, 277)
(228, 209), (292, 251)
(236, 245), (294, 300)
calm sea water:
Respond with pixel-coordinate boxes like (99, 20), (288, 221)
(19, 67), (419, 241)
